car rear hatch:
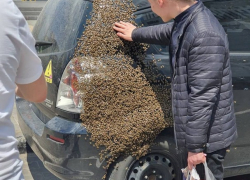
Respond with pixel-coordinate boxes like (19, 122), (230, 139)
(31, 0), (172, 123)
(31, 0), (93, 122)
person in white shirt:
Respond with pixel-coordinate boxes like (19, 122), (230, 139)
(0, 0), (47, 179)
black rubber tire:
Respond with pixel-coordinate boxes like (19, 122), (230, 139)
(106, 135), (182, 180)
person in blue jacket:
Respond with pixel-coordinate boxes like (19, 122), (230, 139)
(113, 0), (237, 179)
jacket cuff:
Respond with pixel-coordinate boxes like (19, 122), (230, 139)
(187, 148), (204, 153)
(187, 144), (206, 153)
(131, 28), (140, 42)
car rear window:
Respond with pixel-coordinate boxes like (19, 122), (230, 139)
(134, 9), (172, 78)
(32, 0), (92, 54)
(133, 0), (150, 10)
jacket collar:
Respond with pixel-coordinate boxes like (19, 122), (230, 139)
(171, 0), (205, 78)
(175, 0), (204, 39)
(174, 0), (199, 24)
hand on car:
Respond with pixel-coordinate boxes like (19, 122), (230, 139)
(113, 21), (136, 41)
(188, 152), (206, 170)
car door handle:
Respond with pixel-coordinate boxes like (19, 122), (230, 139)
(35, 41), (53, 47)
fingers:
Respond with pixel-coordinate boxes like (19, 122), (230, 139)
(203, 153), (207, 163)
(113, 22), (127, 34)
(114, 22), (126, 28)
(114, 21), (133, 29)
(188, 158), (195, 170)
(116, 32), (133, 41)
(188, 162), (193, 170)
(113, 21), (134, 41)
(113, 26), (125, 33)
(116, 32), (125, 39)
(202, 155), (206, 163)
(187, 152), (207, 170)
(119, 21), (128, 26)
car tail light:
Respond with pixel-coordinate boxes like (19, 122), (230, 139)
(56, 60), (83, 113)
(56, 58), (106, 113)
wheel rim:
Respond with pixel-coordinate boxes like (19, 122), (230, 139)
(127, 153), (176, 180)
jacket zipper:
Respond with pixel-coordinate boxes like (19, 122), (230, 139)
(172, 33), (183, 152)
(171, 81), (179, 152)
(172, 48), (179, 152)
(170, 0), (202, 154)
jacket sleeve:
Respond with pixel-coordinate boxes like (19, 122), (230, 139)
(131, 22), (173, 45)
(185, 31), (226, 153)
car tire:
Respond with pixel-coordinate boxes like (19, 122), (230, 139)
(106, 135), (182, 180)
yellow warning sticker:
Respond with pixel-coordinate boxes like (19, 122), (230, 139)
(45, 60), (52, 83)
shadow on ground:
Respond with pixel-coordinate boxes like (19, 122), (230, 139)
(26, 146), (60, 180)
(225, 175), (250, 180)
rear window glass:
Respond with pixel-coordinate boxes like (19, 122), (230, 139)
(134, 9), (171, 77)
(133, 0), (150, 10)
(33, 0), (92, 54)
(204, 0), (250, 52)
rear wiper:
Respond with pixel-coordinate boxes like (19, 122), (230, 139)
(35, 41), (53, 47)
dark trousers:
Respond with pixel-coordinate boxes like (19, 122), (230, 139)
(181, 147), (229, 180)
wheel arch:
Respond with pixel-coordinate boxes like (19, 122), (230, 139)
(106, 133), (182, 180)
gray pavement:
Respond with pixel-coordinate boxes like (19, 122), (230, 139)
(11, 103), (27, 154)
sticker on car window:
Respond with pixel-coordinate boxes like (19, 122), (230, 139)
(45, 60), (53, 83)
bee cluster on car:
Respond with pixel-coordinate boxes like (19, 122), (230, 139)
(66, 0), (174, 173)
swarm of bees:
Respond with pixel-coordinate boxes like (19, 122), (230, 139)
(73, 0), (173, 174)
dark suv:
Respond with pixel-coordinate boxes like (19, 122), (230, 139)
(16, 0), (250, 179)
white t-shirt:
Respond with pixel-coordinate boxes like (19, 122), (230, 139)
(0, 0), (43, 179)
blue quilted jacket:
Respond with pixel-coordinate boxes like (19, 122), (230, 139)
(132, 0), (237, 153)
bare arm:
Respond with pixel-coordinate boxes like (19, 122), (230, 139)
(16, 72), (47, 103)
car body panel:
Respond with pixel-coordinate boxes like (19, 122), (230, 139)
(16, 97), (106, 180)
(32, 0), (92, 116)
